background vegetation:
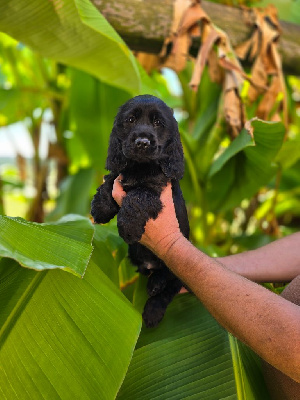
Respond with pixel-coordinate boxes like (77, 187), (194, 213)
(0, 0), (299, 398)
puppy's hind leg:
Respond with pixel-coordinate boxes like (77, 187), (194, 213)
(142, 277), (183, 328)
(147, 267), (174, 297)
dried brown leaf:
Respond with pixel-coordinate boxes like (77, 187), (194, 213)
(235, 29), (260, 61)
(135, 52), (161, 74)
(207, 49), (223, 83)
(162, 1), (210, 72)
(177, 2), (210, 36)
(256, 75), (280, 120)
(219, 57), (245, 88)
(224, 80), (246, 138)
(263, 4), (280, 31)
(247, 56), (267, 102)
(271, 113), (281, 122)
(244, 118), (256, 139)
(163, 34), (191, 71)
(189, 27), (220, 90)
(235, 36), (253, 60)
(256, 75), (287, 125)
(223, 65), (240, 91)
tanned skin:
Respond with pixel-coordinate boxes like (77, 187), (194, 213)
(112, 178), (300, 383)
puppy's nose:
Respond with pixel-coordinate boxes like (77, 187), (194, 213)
(135, 137), (151, 149)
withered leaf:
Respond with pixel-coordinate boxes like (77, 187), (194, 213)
(134, 52), (161, 74)
(189, 27), (220, 90)
(224, 71), (246, 139)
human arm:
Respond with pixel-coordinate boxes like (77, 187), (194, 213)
(155, 232), (300, 382)
(215, 233), (300, 283)
(112, 178), (300, 382)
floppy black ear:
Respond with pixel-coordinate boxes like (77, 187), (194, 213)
(105, 127), (127, 172)
(159, 125), (184, 180)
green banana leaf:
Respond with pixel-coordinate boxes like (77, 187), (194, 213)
(0, 256), (141, 400)
(92, 223), (127, 287)
(206, 119), (285, 212)
(0, 214), (94, 276)
(0, 0), (141, 94)
(46, 168), (96, 222)
(275, 138), (300, 169)
(0, 33), (55, 125)
(69, 69), (131, 171)
(118, 293), (270, 400)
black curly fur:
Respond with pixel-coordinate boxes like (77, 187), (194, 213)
(91, 95), (189, 327)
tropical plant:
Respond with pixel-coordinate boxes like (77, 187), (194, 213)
(0, 0), (300, 398)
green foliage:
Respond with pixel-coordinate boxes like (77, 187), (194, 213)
(69, 69), (131, 171)
(0, 256), (141, 400)
(0, 0), (299, 398)
(0, 220), (269, 399)
(0, 214), (94, 276)
(207, 120), (285, 212)
(46, 168), (96, 221)
(119, 294), (270, 400)
(0, 0), (141, 94)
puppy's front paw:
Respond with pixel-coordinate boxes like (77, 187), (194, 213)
(142, 297), (167, 328)
(117, 215), (145, 244)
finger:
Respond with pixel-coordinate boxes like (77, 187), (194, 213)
(112, 175), (126, 206)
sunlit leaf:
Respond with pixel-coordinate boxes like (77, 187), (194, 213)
(0, 214), (94, 276)
(118, 294), (270, 399)
(91, 223), (127, 287)
(207, 120), (285, 211)
(0, 0), (141, 94)
(275, 138), (300, 169)
(69, 69), (130, 171)
(46, 168), (96, 222)
(0, 258), (141, 399)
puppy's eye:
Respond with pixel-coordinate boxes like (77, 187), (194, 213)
(153, 119), (162, 127)
(127, 116), (135, 123)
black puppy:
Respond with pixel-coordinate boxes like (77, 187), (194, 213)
(91, 95), (189, 327)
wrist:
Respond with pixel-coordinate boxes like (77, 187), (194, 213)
(154, 231), (185, 261)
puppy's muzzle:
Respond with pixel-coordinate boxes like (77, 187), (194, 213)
(135, 137), (151, 149)
(123, 129), (159, 161)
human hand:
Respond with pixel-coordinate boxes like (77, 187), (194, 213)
(112, 176), (183, 259)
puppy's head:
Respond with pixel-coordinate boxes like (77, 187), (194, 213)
(106, 95), (184, 180)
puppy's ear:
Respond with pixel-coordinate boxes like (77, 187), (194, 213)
(105, 127), (127, 172)
(159, 125), (184, 180)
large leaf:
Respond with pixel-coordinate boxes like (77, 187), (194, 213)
(206, 120), (285, 211)
(275, 138), (300, 169)
(69, 69), (130, 171)
(0, 34), (51, 125)
(91, 223), (127, 287)
(118, 293), (270, 399)
(46, 168), (96, 222)
(0, 0), (141, 94)
(0, 257), (141, 399)
(0, 214), (94, 276)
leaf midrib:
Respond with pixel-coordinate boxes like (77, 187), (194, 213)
(229, 333), (246, 400)
(0, 271), (46, 350)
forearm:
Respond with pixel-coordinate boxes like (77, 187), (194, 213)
(216, 232), (300, 283)
(155, 234), (300, 382)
